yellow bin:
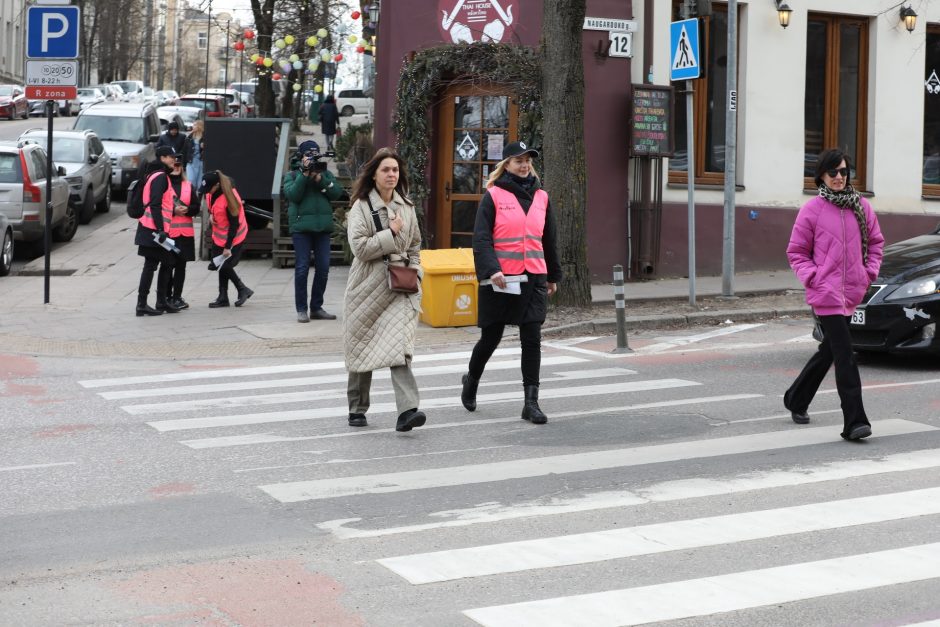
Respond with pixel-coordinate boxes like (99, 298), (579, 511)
(419, 248), (478, 327)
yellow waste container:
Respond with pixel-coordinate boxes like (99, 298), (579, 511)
(419, 248), (478, 327)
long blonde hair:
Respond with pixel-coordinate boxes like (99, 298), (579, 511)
(486, 156), (540, 188)
(190, 119), (204, 138)
(217, 171), (241, 217)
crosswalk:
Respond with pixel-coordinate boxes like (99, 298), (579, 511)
(78, 329), (940, 626)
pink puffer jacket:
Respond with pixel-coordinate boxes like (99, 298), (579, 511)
(786, 195), (884, 316)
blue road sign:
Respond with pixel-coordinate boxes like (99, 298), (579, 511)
(26, 6), (80, 59)
(670, 18), (700, 81)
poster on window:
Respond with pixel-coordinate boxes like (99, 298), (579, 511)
(486, 134), (503, 161)
(438, 0), (518, 44)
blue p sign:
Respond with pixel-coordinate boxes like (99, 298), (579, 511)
(26, 6), (80, 59)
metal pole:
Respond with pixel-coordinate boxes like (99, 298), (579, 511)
(686, 80), (696, 305)
(144, 0), (154, 86)
(172, 2), (180, 91)
(204, 1), (211, 96)
(43, 100), (54, 304)
(722, 0), (738, 297)
(224, 19), (230, 91)
(612, 265), (632, 353)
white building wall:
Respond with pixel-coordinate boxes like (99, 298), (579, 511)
(0, 0), (26, 84)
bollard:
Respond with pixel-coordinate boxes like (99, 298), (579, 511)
(611, 265), (633, 353)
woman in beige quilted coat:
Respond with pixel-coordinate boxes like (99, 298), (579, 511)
(343, 147), (427, 432)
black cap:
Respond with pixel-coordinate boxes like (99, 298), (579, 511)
(297, 140), (320, 156)
(167, 121), (180, 131)
(502, 141), (539, 161)
(155, 145), (177, 158)
(200, 170), (220, 193)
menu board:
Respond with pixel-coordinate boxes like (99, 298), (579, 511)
(630, 84), (674, 157)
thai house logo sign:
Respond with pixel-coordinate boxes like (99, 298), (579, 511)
(439, 0), (517, 44)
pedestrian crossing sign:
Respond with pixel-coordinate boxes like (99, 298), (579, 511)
(670, 18), (701, 81)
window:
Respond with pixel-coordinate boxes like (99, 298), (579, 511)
(804, 14), (869, 189)
(924, 26), (940, 195)
(197, 31), (208, 49)
(669, 3), (736, 184)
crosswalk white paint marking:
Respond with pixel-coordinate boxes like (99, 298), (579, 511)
(259, 419), (934, 503)
(149, 379), (700, 432)
(640, 323), (764, 353)
(725, 408), (841, 424)
(78, 348), (523, 389)
(122, 365), (636, 415)
(0, 461), (77, 472)
(380, 486), (940, 584)
(320, 444), (940, 539)
(817, 376), (940, 395)
(233, 445), (515, 473)
(103, 356), (586, 401)
(463, 542), (940, 627)
(181, 393), (761, 450)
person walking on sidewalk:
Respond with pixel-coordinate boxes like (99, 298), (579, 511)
(185, 120), (204, 185)
(319, 95), (340, 151)
(201, 170), (254, 308)
(166, 154), (199, 309)
(784, 148), (884, 441)
(283, 140), (343, 322)
(460, 141), (562, 424)
(342, 147), (426, 432)
(134, 146), (181, 316)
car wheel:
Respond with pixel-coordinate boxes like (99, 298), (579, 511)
(52, 202), (78, 242)
(79, 189), (95, 224)
(341, 105), (354, 116)
(96, 182), (111, 213)
(0, 229), (13, 277)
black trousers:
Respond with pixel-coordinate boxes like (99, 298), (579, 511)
(138, 253), (174, 300)
(468, 322), (542, 387)
(212, 244), (246, 297)
(784, 314), (870, 438)
(170, 260), (186, 299)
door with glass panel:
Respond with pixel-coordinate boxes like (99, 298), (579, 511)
(435, 85), (518, 248)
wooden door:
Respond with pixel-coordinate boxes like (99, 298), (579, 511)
(434, 84), (518, 248)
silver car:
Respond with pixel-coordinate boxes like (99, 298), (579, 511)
(0, 212), (13, 277)
(18, 129), (112, 224)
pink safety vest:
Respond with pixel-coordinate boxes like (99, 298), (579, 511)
(138, 171), (174, 233)
(489, 186), (548, 275)
(208, 189), (247, 248)
(168, 181), (194, 238)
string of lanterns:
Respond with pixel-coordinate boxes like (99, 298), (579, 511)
(230, 10), (369, 96)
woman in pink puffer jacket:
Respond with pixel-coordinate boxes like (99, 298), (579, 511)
(784, 148), (884, 441)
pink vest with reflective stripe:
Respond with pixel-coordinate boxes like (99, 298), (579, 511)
(139, 171), (173, 233)
(168, 181), (194, 238)
(489, 186), (548, 275)
(209, 189), (247, 248)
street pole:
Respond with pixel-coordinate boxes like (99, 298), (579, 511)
(43, 99), (54, 304)
(144, 0), (154, 86)
(686, 79), (696, 306)
(224, 19), (230, 91)
(204, 0), (211, 96)
(722, 0), (738, 297)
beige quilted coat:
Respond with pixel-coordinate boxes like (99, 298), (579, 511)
(343, 189), (423, 373)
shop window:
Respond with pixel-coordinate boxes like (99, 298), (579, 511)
(668, 2), (735, 185)
(804, 14), (868, 190)
(924, 26), (940, 195)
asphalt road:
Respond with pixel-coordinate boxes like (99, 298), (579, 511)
(3, 322), (940, 625)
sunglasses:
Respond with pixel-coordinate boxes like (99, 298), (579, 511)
(826, 167), (849, 178)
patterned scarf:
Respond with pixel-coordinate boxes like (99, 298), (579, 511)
(818, 184), (868, 264)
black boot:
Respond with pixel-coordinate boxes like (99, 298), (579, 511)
(156, 294), (181, 313)
(234, 286), (254, 307)
(521, 385), (547, 424)
(208, 293), (230, 308)
(136, 294), (163, 317)
(348, 413), (368, 427)
(461, 373), (479, 411)
(396, 409), (427, 432)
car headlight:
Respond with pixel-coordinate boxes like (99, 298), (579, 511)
(65, 176), (83, 186)
(884, 277), (940, 301)
(119, 155), (140, 169)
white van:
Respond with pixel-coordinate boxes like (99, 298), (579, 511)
(336, 88), (373, 118)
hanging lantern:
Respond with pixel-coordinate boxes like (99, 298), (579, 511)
(356, 45), (365, 53)
(244, 29), (255, 39)
(351, 10), (361, 20)
(255, 57), (264, 65)
(272, 72), (282, 81)
(288, 53), (299, 63)
(314, 84), (323, 93)
(308, 59), (318, 70)
(335, 77), (343, 86)
(284, 34), (295, 45)
(233, 41), (245, 51)
(348, 34), (358, 44)
(320, 50), (331, 62)
(306, 35), (318, 47)
(275, 38), (286, 49)
(317, 28), (328, 38)
(292, 60), (303, 70)
(334, 53), (343, 62)
(250, 52), (260, 62)
(292, 83), (302, 92)
(263, 57), (274, 67)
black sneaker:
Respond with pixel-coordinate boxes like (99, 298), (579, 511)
(845, 424), (872, 440)
(395, 409), (426, 432)
(310, 308), (337, 320)
(348, 413), (367, 427)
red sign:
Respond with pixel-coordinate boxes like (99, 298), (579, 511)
(26, 85), (77, 100)
(438, 0), (518, 44)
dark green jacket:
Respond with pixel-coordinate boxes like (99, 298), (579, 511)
(282, 163), (343, 233)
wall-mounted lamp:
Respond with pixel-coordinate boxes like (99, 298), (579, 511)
(900, 6), (917, 33)
(774, 0), (792, 29)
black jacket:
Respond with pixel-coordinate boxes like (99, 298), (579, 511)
(472, 172), (563, 328)
(319, 102), (339, 135)
(134, 161), (172, 249)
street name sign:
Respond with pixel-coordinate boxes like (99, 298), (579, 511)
(670, 18), (701, 81)
(583, 17), (637, 32)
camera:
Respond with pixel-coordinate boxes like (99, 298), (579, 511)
(301, 149), (335, 174)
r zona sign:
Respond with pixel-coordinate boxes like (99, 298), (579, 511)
(26, 85), (77, 100)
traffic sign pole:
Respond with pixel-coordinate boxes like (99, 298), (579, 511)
(686, 80), (696, 306)
(44, 100), (54, 304)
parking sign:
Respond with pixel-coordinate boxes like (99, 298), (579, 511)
(26, 6), (80, 59)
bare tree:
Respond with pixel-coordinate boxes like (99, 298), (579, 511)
(250, 0), (277, 116)
(540, 0), (590, 307)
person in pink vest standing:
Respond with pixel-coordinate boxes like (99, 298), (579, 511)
(200, 170), (253, 308)
(166, 154), (199, 309)
(134, 146), (180, 316)
(785, 148), (884, 440)
(461, 141), (563, 424)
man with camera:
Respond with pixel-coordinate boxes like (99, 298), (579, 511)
(283, 140), (344, 322)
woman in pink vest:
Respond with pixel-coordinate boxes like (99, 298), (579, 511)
(785, 148), (884, 440)
(461, 141), (563, 424)
(166, 154), (199, 309)
(200, 170), (253, 308)
(134, 146), (180, 316)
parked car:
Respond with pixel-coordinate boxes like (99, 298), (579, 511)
(18, 128), (112, 224)
(111, 80), (145, 102)
(0, 141), (73, 256)
(841, 225), (940, 354)
(177, 94), (227, 118)
(140, 86), (159, 106)
(77, 87), (107, 111)
(28, 99), (56, 117)
(60, 93), (81, 116)
(336, 88), (373, 117)
(197, 88), (248, 117)
(157, 105), (204, 131)
(88, 84), (126, 102)
(0, 85), (29, 120)
(157, 111), (186, 133)
(73, 102), (160, 192)
(155, 90), (180, 106)
(0, 212), (13, 277)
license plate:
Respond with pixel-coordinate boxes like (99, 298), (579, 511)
(851, 309), (866, 326)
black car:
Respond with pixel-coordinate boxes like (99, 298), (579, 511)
(846, 226), (940, 353)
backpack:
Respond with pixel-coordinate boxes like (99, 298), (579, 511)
(125, 178), (145, 219)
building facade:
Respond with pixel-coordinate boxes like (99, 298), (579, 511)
(0, 0), (25, 85)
